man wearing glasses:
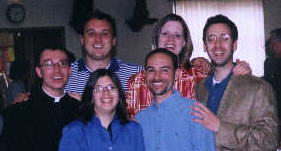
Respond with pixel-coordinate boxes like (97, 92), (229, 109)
(0, 47), (80, 151)
(192, 14), (278, 150)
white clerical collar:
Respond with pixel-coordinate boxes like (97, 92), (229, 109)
(42, 87), (65, 103)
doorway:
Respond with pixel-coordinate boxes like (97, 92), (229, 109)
(0, 26), (65, 91)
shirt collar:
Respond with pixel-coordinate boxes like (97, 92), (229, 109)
(78, 57), (120, 72)
(205, 72), (233, 88)
(151, 91), (180, 109)
(42, 86), (65, 103)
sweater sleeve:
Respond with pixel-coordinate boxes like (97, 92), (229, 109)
(216, 82), (279, 150)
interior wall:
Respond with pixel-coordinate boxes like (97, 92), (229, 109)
(264, 0), (281, 39)
(0, 0), (81, 58)
(95, 0), (173, 65)
(0, 0), (280, 66)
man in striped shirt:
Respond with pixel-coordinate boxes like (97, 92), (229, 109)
(66, 10), (142, 95)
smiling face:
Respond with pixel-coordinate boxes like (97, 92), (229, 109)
(158, 21), (186, 56)
(36, 49), (70, 96)
(204, 23), (237, 67)
(81, 19), (116, 61)
(93, 76), (119, 115)
(145, 53), (176, 103)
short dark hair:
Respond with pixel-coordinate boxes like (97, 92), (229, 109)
(271, 28), (281, 41)
(145, 48), (179, 70)
(36, 46), (70, 67)
(203, 14), (238, 42)
(152, 14), (193, 66)
(266, 27), (281, 57)
(80, 10), (116, 37)
(78, 69), (129, 125)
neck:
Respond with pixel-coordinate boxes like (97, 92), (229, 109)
(153, 90), (173, 104)
(42, 86), (64, 97)
(85, 56), (111, 71)
(213, 62), (234, 81)
(96, 110), (115, 129)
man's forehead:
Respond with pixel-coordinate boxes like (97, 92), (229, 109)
(207, 23), (231, 34)
(146, 53), (173, 67)
(40, 50), (67, 61)
(85, 19), (111, 29)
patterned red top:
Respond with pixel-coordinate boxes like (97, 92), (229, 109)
(126, 66), (208, 119)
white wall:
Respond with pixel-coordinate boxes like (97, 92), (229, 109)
(0, 0), (81, 57)
(95, 0), (173, 65)
(0, 0), (280, 69)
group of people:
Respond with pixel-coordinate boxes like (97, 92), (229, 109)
(0, 9), (279, 151)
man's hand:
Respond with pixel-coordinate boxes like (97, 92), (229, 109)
(191, 102), (220, 132)
(68, 92), (82, 101)
(233, 59), (252, 75)
(13, 92), (30, 104)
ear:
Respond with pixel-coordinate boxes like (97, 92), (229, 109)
(233, 40), (238, 51)
(80, 35), (84, 46)
(68, 66), (72, 75)
(174, 68), (180, 80)
(112, 37), (117, 46)
(35, 66), (43, 78)
(203, 42), (207, 52)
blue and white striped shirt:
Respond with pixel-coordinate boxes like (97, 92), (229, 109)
(65, 57), (143, 94)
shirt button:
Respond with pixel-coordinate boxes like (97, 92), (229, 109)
(108, 146), (113, 150)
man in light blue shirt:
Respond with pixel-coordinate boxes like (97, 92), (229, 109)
(136, 48), (215, 151)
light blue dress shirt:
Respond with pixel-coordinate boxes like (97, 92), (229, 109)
(136, 91), (215, 151)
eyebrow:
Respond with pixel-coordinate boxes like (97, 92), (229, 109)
(85, 29), (112, 32)
(145, 65), (172, 70)
(41, 58), (68, 63)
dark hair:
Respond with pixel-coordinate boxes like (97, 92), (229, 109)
(203, 14), (238, 43)
(78, 69), (129, 125)
(9, 59), (30, 81)
(36, 46), (70, 66)
(271, 28), (281, 41)
(145, 48), (179, 70)
(266, 27), (281, 58)
(152, 13), (193, 68)
(80, 10), (116, 37)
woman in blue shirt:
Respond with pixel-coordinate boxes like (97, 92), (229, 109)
(59, 69), (145, 151)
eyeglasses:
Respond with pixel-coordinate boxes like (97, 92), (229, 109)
(160, 32), (184, 40)
(40, 60), (69, 69)
(94, 85), (117, 93)
(206, 33), (231, 44)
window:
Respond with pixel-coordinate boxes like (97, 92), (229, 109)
(174, 0), (265, 76)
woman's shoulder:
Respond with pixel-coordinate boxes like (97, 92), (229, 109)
(63, 120), (86, 132)
(123, 120), (142, 130)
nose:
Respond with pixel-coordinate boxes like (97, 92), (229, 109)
(153, 71), (161, 80)
(52, 64), (63, 73)
(214, 39), (222, 47)
(94, 33), (102, 42)
(101, 89), (111, 96)
(167, 34), (175, 42)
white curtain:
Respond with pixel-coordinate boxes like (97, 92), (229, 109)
(174, 0), (265, 76)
